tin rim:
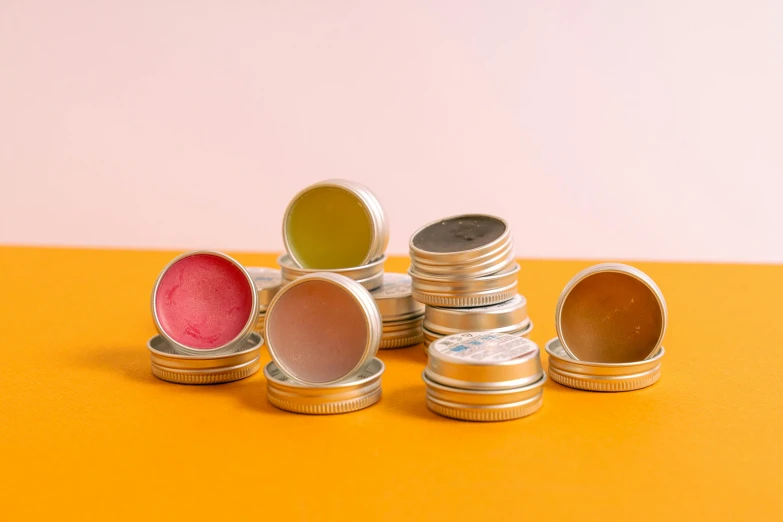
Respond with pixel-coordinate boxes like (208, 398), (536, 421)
(150, 250), (259, 356)
(409, 214), (512, 263)
(265, 358), (384, 414)
(424, 294), (528, 333)
(545, 337), (664, 371)
(423, 372), (546, 421)
(264, 272), (382, 385)
(554, 263), (667, 362)
(411, 240), (515, 280)
(148, 332), (263, 384)
(411, 284), (519, 309)
(282, 179), (388, 269)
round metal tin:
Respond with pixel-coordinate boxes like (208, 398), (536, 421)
(410, 264), (520, 308)
(546, 338), (663, 392)
(265, 358), (384, 414)
(555, 263), (667, 363)
(245, 267), (283, 311)
(278, 253), (385, 291)
(410, 214), (511, 265)
(264, 272), (382, 385)
(380, 330), (424, 349)
(151, 250), (259, 356)
(371, 272), (425, 321)
(147, 333), (263, 385)
(426, 332), (543, 390)
(423, 372), (546, 422)
(424, 294), (528, 335)
(283, 179), (389, 269)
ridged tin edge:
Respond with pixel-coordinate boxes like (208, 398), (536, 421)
(380, 332), (424, 349)
(151, 358), (261, 385)
(425, 394), (543, 422)
(411, 288), (518, 308)
(267, 385), (382, 415)
(548, 366), (661, 392)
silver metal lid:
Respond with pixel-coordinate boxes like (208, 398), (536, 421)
(370, 272), (425, 321)
(546, 337), (663, 392)
(422, 320), (534, 350)
(423, 372), (546, 422)
(555, 263), (667, 363)
(147, 333), (263, 385)
(282, 179), (388, 269)
(151, 250), (259, 356)
(380, 330), (423, 349)
(426, 332), (543, 390)
(410, 264), (520, 308)
(245, 267), (283, 310)
(265, 358), (384, 414)
(424, 294), (528, 335)
(411, 238), (515, 279)
(264, 272), (382, 385)
(278, 253), (385, 291)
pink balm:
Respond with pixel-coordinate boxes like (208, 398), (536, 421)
(154, 253), (254, 350)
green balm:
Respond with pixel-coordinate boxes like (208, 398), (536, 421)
(286, 186), (374, 269)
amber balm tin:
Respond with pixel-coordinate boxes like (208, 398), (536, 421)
(148, 250), (264, 384)
(546, 263), (667, 391)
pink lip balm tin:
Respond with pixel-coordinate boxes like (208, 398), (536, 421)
(151, 251), (260, 356)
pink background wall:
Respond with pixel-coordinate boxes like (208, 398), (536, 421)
(2, 1), (781, 262)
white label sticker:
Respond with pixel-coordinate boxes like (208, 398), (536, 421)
(432, 332), (537, 362)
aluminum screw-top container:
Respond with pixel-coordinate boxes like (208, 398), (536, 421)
(151, 250), (259, 356)
(546, 338), (664, 392)
(426, 332), (543, 390)
(283, 179), (389, 270)
(264, 272), (382, 385)
(555, 263), (667, 363)
(423, 332), (546, 421)
(424, 294), (529, 336)
(410, 215), (513, 275)
(278, 254), (385, 291)
(410, 264), (520, 308)
(265, 358), (384, 414)
(371, 273), (425, 321)
(412, 238), (515, 279)
(147, 333), (263, 384)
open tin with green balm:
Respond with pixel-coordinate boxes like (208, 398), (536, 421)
(283, 179), (388, 269)
(548, 263), (668, 391)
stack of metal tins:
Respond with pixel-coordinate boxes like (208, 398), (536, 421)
(245, 267), (283, 337)
(408, 215), (532, 349)
(279, 179), (422, 350)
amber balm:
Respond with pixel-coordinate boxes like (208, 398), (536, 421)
(547, 263), (667, 391)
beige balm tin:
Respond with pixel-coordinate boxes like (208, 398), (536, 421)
(264, 272), (382, 386)
(282, 179), (389, 270)
(423, 332), (546, 421)
(549, 263), (668, 391)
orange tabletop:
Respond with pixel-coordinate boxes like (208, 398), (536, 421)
(1, 247), (781, 521)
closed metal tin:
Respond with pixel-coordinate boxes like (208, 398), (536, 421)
(410, 264), (520, 308)
(283, 179), (389, 269)
(245, 267), (283, 311)
(424, 294), (528, 335)
(380, 329), (424, 349)
(423, 372), (546, 422)
(410, 214), (512, 265)
(555, 263), (668, 363)
(151, 250), (259, 356)
(278, 253), (385, 291)
(265, 358), (384, 414)
(264, 272), (382, 385)
(546, 338), (663, 392)
(426, 332), (543, 390)
(147, 333), (263, 385)
(371, 272), (425, 321)
(422, 320), (534, 349)
(411, 238), (515, 279)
